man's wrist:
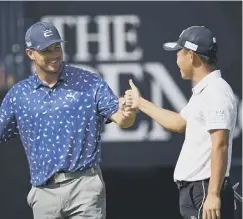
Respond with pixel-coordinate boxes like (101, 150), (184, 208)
(208, 185), (221, 197)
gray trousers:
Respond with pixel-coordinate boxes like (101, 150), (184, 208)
(27, 166), (106, 219)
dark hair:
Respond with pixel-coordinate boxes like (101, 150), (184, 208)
(196, 53), (217, 67)
(184, 48), (217, 67)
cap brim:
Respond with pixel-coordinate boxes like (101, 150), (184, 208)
(163, 42), (182, 51)
(38, 39), (66, 51)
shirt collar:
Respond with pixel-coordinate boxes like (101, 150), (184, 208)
(32, 62), (68, 89)
(192, 70), (222, 95)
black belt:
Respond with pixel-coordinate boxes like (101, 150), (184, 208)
(175, 177), (229, 190)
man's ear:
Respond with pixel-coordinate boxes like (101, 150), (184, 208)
(189, 50), (194, 61)
(190, 50), (200, 66)
(25, 49), (35, 60)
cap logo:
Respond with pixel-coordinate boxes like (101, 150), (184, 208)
(43, 29), (53, 37)
(184, 41), (198, 51)
(26, 41), (32, 47)
(213, 37), (216, 43)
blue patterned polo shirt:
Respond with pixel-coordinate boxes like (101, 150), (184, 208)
(0, 63), (119, 186)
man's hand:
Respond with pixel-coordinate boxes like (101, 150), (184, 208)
(119, 96), (136, 117)
(124, 79), (140, 110)
(203, 194), (221, 219)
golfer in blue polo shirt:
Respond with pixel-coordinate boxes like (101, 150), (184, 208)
(0, 21), (137, 219)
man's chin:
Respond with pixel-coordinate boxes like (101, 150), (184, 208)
(180, 73), (190, 80)
(47, 63), (63, 74)
(180, 73), (186, 79)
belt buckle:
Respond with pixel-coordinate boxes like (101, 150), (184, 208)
(54, 173), (66, 183)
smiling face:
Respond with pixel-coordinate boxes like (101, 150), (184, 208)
(26, 42), (63, 75)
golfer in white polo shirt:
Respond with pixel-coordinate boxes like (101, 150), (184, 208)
(124, 26), (237, 219)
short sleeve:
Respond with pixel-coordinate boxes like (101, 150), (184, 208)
(202, 94), (237, 131)
(180, 105), (188, 121)
(96, 78), (119, 123)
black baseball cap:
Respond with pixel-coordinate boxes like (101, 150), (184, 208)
(25, 22), (66, 51)
(163, 26), (218, 58)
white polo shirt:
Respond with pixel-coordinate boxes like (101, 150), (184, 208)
(174, 70), (237, 182)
